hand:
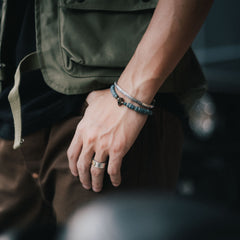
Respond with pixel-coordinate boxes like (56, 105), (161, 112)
(67, 89), (148, 192)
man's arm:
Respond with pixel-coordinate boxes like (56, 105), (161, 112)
(118, 0), (213, 103)
(67, 0), (214, 192)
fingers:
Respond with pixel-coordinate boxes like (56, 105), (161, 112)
(67, 126), (83, 176)
(68, 137), (122, 192)
(91, 152), (108, 192)
(107, 156), (122, 187)
(90, 155), (122, 192)
(67, 118), (123, 192)
(67, 127), (109, 192)
(77, 147), (94, 190)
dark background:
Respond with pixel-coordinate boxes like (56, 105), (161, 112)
(178, 0), (240, 209)
(0, 0), (239, 238)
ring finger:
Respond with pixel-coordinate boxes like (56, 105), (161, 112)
(91, 153), (108, 192)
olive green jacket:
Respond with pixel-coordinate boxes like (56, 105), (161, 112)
(0, 0), (206, 102)
(35, 0), (206, 102)
(0, 0), (206, 148)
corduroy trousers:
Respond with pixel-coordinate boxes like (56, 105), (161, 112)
(0, 101), (183, 232)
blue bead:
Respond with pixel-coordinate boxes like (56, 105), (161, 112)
(110, 84), (153, 115)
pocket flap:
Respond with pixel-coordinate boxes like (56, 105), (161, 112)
(58, 0), (157, 75)
(59, 0), (158, 12)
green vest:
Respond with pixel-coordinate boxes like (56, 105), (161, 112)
(2, 0), (206, 149)
(35, 0), (206, 107)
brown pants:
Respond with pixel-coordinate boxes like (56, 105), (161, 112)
(0, 103), (183, 232)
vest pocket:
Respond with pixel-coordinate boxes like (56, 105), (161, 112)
(58, 0), (157, 77)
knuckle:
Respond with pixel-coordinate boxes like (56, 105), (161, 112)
(77, 161), (89, 173)
(76, 162), (82, 172)
(108, 167), (118, 177)
(67, 150), (76, 162)
(86, 134), (96, 145)
(112, 141), (125, 154)
(91, 168), (102, 177)
(98, 141), (108, 152)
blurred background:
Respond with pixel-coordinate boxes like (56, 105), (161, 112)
(177, 0), (240, 209)
(0, 1), (239, 239)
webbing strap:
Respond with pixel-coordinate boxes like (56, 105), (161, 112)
(8, 51), (41, 149)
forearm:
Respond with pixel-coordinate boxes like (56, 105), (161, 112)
(67, 0), (213, 192)
(118, 0), (213, 104)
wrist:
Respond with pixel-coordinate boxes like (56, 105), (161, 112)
(117, 50), (167, 105)
(110, 84), (153, 116)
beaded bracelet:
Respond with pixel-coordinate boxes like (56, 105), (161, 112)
(114, 81), (155, 109)
(110, 84), (153, 115)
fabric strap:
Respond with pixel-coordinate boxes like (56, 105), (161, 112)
(8, 51), (41, 149)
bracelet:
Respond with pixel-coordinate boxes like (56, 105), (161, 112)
(110, 84), (153, 115)
(114, 82), (155, 109)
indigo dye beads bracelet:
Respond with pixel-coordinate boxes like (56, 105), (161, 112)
(110, 84), (153, 116)
(114, 81), (155, 109)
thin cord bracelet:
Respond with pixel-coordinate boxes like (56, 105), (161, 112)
(114, 81), (155, 109)
(110, 84), (153, 115)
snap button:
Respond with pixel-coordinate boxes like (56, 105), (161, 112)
(77, 0), (85, 2)
(142, 0), (150, 2)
